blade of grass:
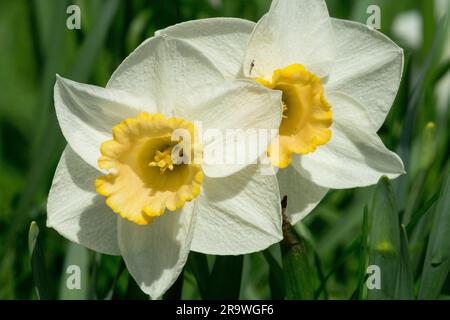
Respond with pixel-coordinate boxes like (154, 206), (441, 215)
(403, 123), (437, 224)
(420, 0), (436, 60)
(206, 256), (243, 300)
(432, 59), (450, 85)
(88, 252), (101, 299)
(406, 191), (440, 234)
(28, 221), (50, 300)
(281, 197), (314, 300)
(356, 207), (369, 300)
(408, 203), (437, 277)
(58, 243), (90, 300)
(311, 249), (327, 300)
(419, 171), (450, 299)
(314, 235), (361, 299)
(395, 225), (414, 299)
(350, 274), (369, 300)
(104, 259), (125, 300)
(367, 177), (401, 300)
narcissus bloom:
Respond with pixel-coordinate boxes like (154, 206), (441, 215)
(47, 36), (284, 298)
(158, 0), (405, 223)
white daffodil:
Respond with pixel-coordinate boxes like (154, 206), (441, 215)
(157, 0), (405, 223)
(47, 35), (284, 298)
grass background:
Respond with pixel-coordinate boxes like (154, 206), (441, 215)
(0, 0), (449, 300)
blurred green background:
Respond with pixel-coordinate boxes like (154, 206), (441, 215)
(0, 0), (449, 300)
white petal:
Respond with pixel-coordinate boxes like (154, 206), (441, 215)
(118, 202), (196, 299)
(47, 146), (120, 256)
(191, 165), (282, 255)
(244, 0), (335, 79)
(277, 164), (329, 225)
(107, 36), (224, 114)
(294, 93), (405, 189)
(54, 75), (145, 169)
(325, 19), (404, 131)
(156, 18), (255, 78)
(178, 80), (282, 178)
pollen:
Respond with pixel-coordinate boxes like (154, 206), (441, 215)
(95, 113), (203, 225)
(256, 64), (333, 168)
(149, 148), (175, 173)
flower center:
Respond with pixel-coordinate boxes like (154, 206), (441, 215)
(95, 113), (203, 225)
(256, 64), (333, 168)
(149, 147), (175, 173)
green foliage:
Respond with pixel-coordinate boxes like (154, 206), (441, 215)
(367, 177), (402, 300)
(0, 0), (449, 300)
(28, 221), (50, 299)
(419, 172), (450, 299)
(280, 204), (315, 300)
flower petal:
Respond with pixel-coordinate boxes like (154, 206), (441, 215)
(244, 0), (335, 79)
(326, 18), (404, 131)
(156, 18), (255, 78)
(107, 36), (224, 114)
(277, 164), (329, 224)
(178, 80), (282, 178)
(294, 93), (405, 189)
(54, 75), (145, 169)
(191, 165), (282, 255)
(118, 202), (196, 299)
(47, 146), (120, 256)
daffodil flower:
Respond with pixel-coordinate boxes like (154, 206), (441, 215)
(47, 36), (284, 298)
(158, 0), (405, 223)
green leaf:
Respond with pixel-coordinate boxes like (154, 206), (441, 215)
(263, 249), (285, 300)
(395, 225), (414, 299)
(188, 252), (210, 299)
(58, 243), (90, 300)
(104, 259), (125, 300)
(367, 177), (401, 300)
(420, 0), (436, 60)
(28, 221), (50, 300)
(295, 223), (328, 299)
(406, 190), (440, 234)
(403, 122), (437, 224)
(356, 207), (369, 300)
(71, 0), (120, 82)
(408, 201), (438, 276)
(409, 122), (437, 178)
(432, 58), (450, 85)
(314, 236), (361, 299)
(419, 171), (450, 299)
(206, 256), (243, 300)
(281, 197), (314, 300)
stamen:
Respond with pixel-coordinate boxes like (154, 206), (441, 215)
(95, 113), (203, 225)
(149, 148), (175, 173)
